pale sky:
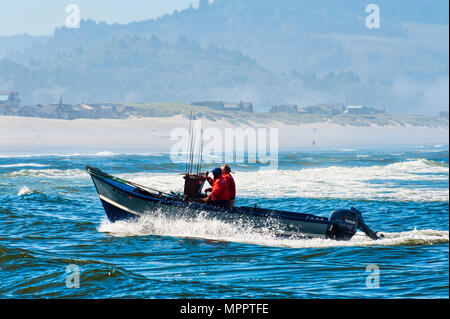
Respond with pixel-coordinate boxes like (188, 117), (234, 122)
(0, 0), (202, 36)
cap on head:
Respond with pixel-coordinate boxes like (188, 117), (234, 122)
(212, 168), (222, 179)
(221, 164), (231, 173)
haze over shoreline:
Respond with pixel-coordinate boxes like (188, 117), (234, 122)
(0, 115), (448, 155)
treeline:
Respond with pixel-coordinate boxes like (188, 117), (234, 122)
(0, 35), (271, 105)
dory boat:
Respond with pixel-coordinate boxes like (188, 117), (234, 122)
(86, 166), (381, 240)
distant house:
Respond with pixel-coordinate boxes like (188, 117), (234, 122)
(80, 103), (94, 111)
(223, 102), (240, 111)
(344, 105), (384, 115)
(0, 95), (135, 119)
(269, 104), (298, 113)
(191, 100), (254, 112)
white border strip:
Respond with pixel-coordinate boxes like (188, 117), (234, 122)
(99, 194), (141, 216)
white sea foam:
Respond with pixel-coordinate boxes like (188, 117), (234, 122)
(98, 212), (449, 248)
(0, 153), (83, 159)
(122, 159), (449, 202)
(94, 151), (115, 157)
(6, 168), (87, 178)
(17, 186), (34, 196)
(0, 151), (165, 159)
(0, 163), (49, 168)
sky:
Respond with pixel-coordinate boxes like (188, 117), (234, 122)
(1, 1), (448, 36)
(0, 0), (202, 36)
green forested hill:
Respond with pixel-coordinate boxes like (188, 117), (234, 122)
(0, 36), (277, 104)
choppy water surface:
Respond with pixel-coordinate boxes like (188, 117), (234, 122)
(0, 147), (448, 298)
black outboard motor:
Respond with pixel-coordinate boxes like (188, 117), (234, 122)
(327, 208), (359, 240)
(328, 207), (381, 240)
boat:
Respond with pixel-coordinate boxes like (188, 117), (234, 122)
(86, 166), (381, 241)
(87, 113), (381, 241)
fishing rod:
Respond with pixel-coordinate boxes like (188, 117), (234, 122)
(185, 112), (193, 174)
(184, 112), (205, 176)
(189, 126), (196, 175)
(196, 128), (204, 174)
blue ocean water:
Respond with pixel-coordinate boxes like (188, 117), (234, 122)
(0, 147), (448, 298)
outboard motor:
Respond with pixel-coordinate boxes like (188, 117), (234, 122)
(327, 208), (359, 240)
(328, 207), (381, 240)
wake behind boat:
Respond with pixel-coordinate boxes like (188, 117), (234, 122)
(86, 166), (381, 241)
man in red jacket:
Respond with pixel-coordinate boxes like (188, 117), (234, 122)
(221, 164), (236, 209)
(203, 167), (230, 209)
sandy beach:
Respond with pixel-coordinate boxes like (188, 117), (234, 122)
(0, 115), (448, 155)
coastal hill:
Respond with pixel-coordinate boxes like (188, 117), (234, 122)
(0, 36), (271, 106)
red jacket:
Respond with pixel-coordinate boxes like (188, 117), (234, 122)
(222, 173), (236, 200)
(208, 175), (230, 201)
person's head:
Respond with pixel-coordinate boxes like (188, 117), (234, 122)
(212, 167), (222, 179)
(221, 164), (231, 174)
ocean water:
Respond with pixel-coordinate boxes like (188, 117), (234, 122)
(0, 147), (448, 298)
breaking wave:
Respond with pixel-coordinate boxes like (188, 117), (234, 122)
(98, 211), (449, 248)
(5, 169), (87, 179)
(0, 151), (164, 159)
(0, 163), (49, 168)
(17, 186), (35, 196)
(123, 159), (449, 202)
(93, 151), (115, 157)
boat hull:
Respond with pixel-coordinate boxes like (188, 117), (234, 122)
(87, 167), (359, 240)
